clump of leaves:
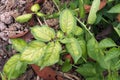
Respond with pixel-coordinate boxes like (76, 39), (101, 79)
(2, 0), (120, 80)
(3, 8), (85, 80)
(15, 3), (45, 23)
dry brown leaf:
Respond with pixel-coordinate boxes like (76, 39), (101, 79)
(117, 14), (120, 22)
(31, 64), (63, 80)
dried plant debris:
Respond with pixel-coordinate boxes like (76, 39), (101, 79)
(6, 23), (29, 38)
(0, 12), (13, 24)
(0, 38), (12, 71)
(46, 18), (59, 27)
(0, 22), (6, 31)
(41, 0), (56, 14)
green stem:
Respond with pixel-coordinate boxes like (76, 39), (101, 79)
(52, 0), (60, 12)
(82, 57), (87, 63)
(72, 64), (78, 68)
(107, 70), (112, 80)
(76, 17), (93, 37)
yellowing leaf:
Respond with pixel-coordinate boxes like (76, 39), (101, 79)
(10, 38), (27, 52)
(31, 25), (55, 42)
(31, 4), (40, 12)
(56, 31), (64, 39)
(87, 0), (100, 24)
(72, 26), (84, 36)
(15, 14), (32, 23)
(60, 9), (76, 35)
(36, 12), (45, 17)
(21, 40), (46, 64)
(3, 54), (27, 80)
(66, 38), (82, 63)
(37, 41), (62, 69)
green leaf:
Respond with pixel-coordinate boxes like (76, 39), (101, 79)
(31, 4), (40, 12)
(110, 57), (120, 70)
(99, 38), (117, 49)
(15, 14), (32, 23)
(37, 41), (62, 68)
(56, 31), (65, 39)
(105, 48), (120, 61)
(72, 26), (84, 36)
(61, 59), (72, 72)
(108, 4), (120, 13)
(87, 44), (111, 69)
(3, 54), (27, 80)
(86, 77), (101, 80)
(79, 0), (85, 18)
(10, 38), (27, 52)
(31, 25), (55, 42)
(59, 9), (76, 35)
(66, 38), (82, 63)
(21, 40), (46, 64)
(114, 58), (120, 70)
(60, 38), (72, 44)
(114, 23), (120, 37)
(0, 72), (7, 80)
(87, 0), (100, 24)
(76, 63), (96, 77)
(98, 57), (110, 69)
(78, 40), (87, 58)
(87, 37), (103, 61)
(36, 12), (45, 17)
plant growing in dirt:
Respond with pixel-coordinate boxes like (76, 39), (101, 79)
(1, 0), (120, 80)
(2, 6), (86, 79)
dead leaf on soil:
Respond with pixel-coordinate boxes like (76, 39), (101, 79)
(6, 23), (29, 38)
(21, 31), (34, 42)
(31, 64), (63, 80)
(64, 54), (73, 63)
(117, 14), (120, 22)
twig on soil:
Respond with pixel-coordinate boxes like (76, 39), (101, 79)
(52, 0), (60, 12)
(43, 18), (48, 26)
(36, 17), (42, 26)
(36, 76), (40, 80)
(59, 72), (80, 80)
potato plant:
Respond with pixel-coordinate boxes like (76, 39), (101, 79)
(2, 0), (120, 80)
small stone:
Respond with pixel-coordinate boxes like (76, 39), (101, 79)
(10, 10), (20, 19)
(0, 0), (6, 4)
(0, 21), (7, 31)
(0, 12), (13, 24)
(0, 32), (8, 41)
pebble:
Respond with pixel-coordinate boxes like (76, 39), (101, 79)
(0, 12), (13, 24)
(0, 0), (6, 4)
(0, 21), (7, 31)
